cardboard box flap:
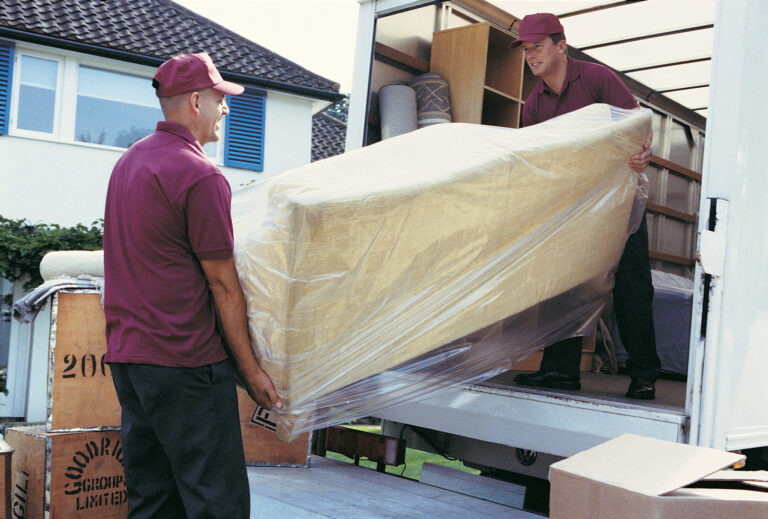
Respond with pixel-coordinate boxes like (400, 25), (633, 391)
(549, 434), (744, 496)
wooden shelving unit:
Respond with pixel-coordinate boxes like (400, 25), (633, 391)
(374, 42), (429, 74)
(430, 22), (534, 128)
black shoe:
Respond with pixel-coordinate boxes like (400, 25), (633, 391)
(514, 370), (581, 390)
(626, 379), (655, 400)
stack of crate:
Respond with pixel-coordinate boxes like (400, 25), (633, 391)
(5, 291), (127, 518)
(5, 289), (311, 517)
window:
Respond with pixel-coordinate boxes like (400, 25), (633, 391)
(6, 45), (263, 169)
(17, 55), (57, 133)
(75, 66), (161, 148)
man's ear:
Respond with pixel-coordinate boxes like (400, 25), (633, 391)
(557, 40), (567, 54)
(189, 91), (201, 114)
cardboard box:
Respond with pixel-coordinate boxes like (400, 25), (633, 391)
(6, 426), (127, 519)
(49, 292), (121, 430)
(549, 433), (768, 518)
(236, 386), (310, 467)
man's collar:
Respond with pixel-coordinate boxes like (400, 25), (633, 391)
(565, 57), (581, 83)
(156, 121), (202, 150)
(542, 57), (580, 94)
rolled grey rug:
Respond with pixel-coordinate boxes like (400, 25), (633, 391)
(378, 84), (418, 139)
(408, 72), (452, 127)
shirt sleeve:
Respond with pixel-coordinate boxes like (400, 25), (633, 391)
(186, 174), (234, 261)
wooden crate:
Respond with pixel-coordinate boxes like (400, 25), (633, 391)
(236, 386), (310, 467)
(6, 426), (126, 519)
(49, 291), (121, 430)
(0, 439), (12, 519)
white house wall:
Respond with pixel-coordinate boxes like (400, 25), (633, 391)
(261, 90), (313, 177)
(0, 91), (316, 227)
(0, 136), (120, 226)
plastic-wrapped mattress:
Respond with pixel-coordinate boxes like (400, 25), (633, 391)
(233, 104), (651, 440)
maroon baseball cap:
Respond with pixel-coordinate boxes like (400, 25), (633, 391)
(152, 52), (244, 97)
(510, 13), (565, 47)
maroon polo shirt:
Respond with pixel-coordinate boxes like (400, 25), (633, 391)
(103, 121), (232, 367)
(522, 58), (637, 127)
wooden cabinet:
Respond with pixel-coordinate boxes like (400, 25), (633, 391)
(430, 22), (536, 128)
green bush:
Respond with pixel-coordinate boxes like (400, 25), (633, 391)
(0, 215), (103, 290)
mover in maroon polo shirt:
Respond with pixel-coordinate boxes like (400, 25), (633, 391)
(103, 53), (281, 519)
(511, 14), (661, 400)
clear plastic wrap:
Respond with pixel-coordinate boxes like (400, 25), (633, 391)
(232, 104), (652, 440)
(611, 270), (694, 376)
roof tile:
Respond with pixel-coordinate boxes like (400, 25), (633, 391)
(312, 112), (347, 162)
(0, 0), (339, 93)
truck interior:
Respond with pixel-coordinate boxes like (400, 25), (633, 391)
(356, 0), (712, 483)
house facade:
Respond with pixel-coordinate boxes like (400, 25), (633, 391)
(0, 0), (341, 419)
(1, 0), (341, 226)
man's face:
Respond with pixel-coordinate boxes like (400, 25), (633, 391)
(196, 88), (229, 146)
(521, 37), (564, 78)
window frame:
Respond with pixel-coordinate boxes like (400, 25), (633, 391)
(6, 43), (232, 163)
(9, 47), (64, 140)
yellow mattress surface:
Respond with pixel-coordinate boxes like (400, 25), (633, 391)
(233, 104), (651, 438)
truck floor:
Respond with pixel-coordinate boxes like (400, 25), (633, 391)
(483, 371), (687, 411)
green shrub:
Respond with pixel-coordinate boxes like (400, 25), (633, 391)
(0, 215), (103, 290)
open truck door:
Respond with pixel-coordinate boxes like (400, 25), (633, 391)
(688, 0), (768, 453)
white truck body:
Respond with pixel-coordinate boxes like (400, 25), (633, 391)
(346, 0), (768, 469)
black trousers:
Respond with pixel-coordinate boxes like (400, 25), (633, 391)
(110, 360), (250, 519)
(540, 214), (661, 381)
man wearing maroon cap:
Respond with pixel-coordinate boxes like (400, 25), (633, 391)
(103, 52), (281, 518)
(511, 14), (660, 400)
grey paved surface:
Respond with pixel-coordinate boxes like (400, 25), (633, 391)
(247, 455), (544, 518)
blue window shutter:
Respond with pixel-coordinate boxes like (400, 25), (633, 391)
(0, 41), (14, 135)
(224, 89), (265, 171)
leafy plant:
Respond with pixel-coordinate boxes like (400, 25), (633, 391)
(0, 215), (103, 290)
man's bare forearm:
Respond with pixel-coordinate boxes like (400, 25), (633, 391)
(201, 257), (282, 409)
